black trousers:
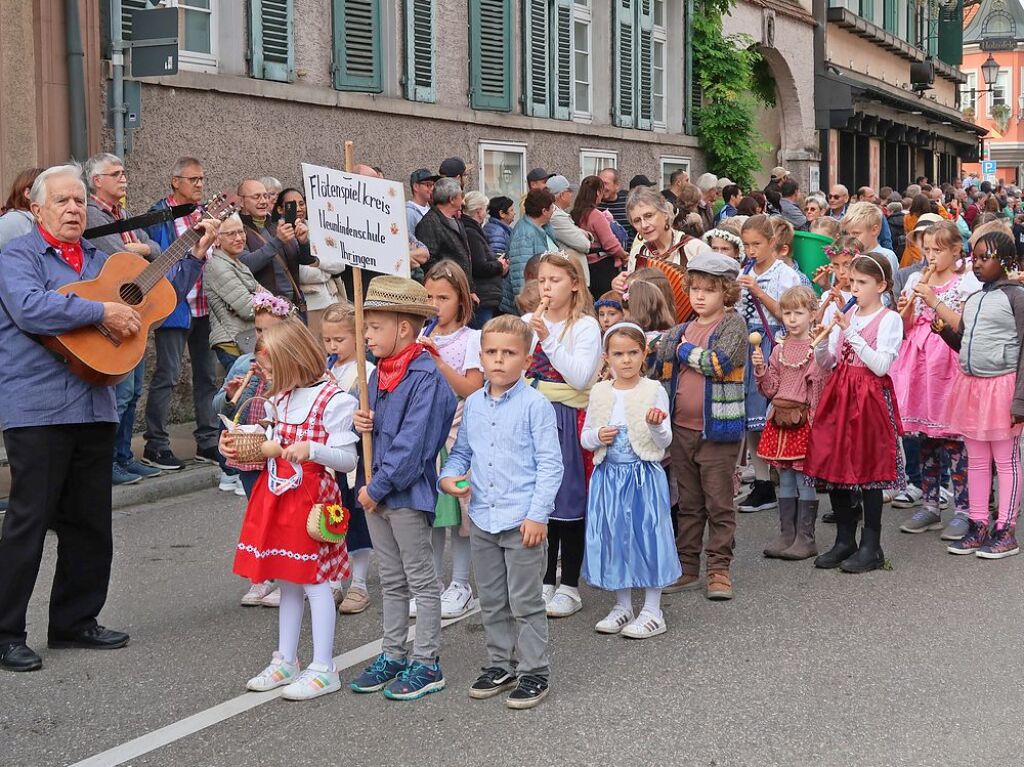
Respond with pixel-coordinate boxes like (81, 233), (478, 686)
(0, 422), (117, 645)
(544, 519), (585, 588)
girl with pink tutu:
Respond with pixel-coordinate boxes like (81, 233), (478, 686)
(891, 221), (979, 539)
(932, 229), (1024, 559)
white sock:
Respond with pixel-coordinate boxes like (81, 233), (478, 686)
(276, 581), (304, 664)
(350, 549), (371, 592)
(615, 589), (632, 612)
(304, 582), (337, 670)
(642, 588), (663, 618)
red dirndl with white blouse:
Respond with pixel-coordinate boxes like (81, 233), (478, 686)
(233, 382), (350, 584)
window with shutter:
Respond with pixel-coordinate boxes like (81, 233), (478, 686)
(636, 0), (654, 130)
(332, 0), (383, 92)
(404, 0), (435, 101)
(250, 0), (294, 82)
(470, 0), (512, 111)
(613, 0), (635, 128)
(523, 0), (551, 117)
(572, 1), (592, 119)
(552, 0), (573, 120)
(120, 0), (150, 41)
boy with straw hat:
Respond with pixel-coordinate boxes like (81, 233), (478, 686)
(350, 276), (457, 700)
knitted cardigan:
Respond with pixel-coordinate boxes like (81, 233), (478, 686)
(586, 378), (666, 464)
(658, 311), (746, 442)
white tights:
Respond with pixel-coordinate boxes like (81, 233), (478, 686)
(349, 549), (372, 591)
(431, 527), (472, 586)
(277, 581), (336, 669)
(615, 588), (663, 618)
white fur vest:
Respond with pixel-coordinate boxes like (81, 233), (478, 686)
(588, 378), (665, 464)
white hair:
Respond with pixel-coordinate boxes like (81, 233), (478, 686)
(83, 152), (123, 192)
(220, 213), (243, 227)
(696, 172), (718, 193)
(462, 190), (489, 215)
(259, 176), (283, 195)
(30, 163), (86, 205)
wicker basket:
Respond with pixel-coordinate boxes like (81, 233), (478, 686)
(229, 397), (278, 464)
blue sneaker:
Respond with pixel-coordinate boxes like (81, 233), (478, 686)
(112, 462), (141, 486)
(349, 654), (408, 693)
(383, 659), (446, 701)
(121, 459), (162, 479)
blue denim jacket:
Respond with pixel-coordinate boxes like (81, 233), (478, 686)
(359, 349), (456, 515)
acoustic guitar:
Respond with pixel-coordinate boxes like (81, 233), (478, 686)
(41, 194), (237, 386)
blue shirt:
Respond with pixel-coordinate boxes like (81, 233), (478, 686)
(439, 378), (563, 534)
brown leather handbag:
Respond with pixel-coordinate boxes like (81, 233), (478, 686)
(769, 399), (809, 428)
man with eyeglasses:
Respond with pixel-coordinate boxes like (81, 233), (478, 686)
(84, 153), (166, 486)
(141, 156), (222, 472)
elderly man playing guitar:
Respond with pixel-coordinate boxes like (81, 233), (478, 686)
(0, 164), (218, 672)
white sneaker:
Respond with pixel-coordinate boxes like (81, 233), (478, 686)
(234, 480), (247, 497)
(440, 582), (476, 619)
(246, 652), (300, 691)
(409, 598), (417, 618)
(595, 605), (634, 634)
(259, 585), (281, 607)
(542, 584), (556, 606)
(891, 484), (924, 509)
(546, 585), (582, 618)
(241, 581), (275, 606)
(620, 609), (667, 639)
(939, 486), (953, 510)
(219, 472), (241, 493)
(280, 662), (342, 701)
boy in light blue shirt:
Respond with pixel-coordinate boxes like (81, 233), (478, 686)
(439, 315), (562, 710)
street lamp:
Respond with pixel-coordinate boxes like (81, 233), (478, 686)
(982, 53), (1000, 89)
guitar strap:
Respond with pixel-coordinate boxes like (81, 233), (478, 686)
(83, 204), (197, 239)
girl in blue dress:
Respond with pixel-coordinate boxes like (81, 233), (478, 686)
(581, 322), (679, 639)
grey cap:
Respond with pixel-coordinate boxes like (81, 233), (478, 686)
(687, 251), (741, 279)
(546, 175), (574, 195)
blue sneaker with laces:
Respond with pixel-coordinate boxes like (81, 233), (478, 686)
(349, 654), (408, 693)
(382, 659), (446, 701)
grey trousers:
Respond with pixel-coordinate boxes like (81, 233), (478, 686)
(365, 505), (441, 664)
(470, 521), (550, 678)
(143, 316), (219, 452)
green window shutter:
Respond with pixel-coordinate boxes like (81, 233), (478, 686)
(636, 0), (654, 130)
(937, 0), (962, 66)
(613, 0), (636, 128)
(470, 0), (512, 111)
(404, 0), (436, 101)
(883, 0), (897, 33)
(523, 0), (551, 117)
(859, 0), (873, 23)
(552, 0), (573, 120)
(332, 0), (383, 92)
(906, 0), (917, 45)
(250, 0), (295, 82)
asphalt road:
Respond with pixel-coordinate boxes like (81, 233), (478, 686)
(4, 487), (1024, 767)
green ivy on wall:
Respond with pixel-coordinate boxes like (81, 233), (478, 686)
(693, 0), (774, 189)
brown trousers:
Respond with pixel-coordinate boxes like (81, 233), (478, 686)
(671, 426), (741, 575)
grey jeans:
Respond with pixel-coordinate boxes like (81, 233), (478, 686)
(470, 520), (550, 678)
(143, 316), (219, 452)
(365, 505), (441, 664)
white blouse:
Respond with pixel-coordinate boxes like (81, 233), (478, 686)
(580, 385), (672, 451)
(266, 382), (358, 473)
(814, 306), (903, 377)
(521, 312), (602, 390)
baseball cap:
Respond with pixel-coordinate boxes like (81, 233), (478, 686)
(687, 251), (741, 279)
(409, 168), (440, 185)
(546, 175), (574, 195)
(527, 167), (556, 183)
(629, 174), (654, 189)
(770, 166), (790, 179)
(439, 157), (473, 177)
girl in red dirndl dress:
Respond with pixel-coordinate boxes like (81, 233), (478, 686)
(805, 253), (905, 574)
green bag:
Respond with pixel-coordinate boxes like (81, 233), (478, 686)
(433, 446), (462, 528)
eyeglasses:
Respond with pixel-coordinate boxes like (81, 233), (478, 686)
(220, 229), (246, 238)
(98, 170), (127, 179)
(174, 175), (205, 184)
(827, 194), (843, 199)
(241, 193), (273, 200)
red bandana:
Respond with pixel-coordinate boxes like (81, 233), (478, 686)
(376, 343), (426, 393)
(39, 225), (84, 273)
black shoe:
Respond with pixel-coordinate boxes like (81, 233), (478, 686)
(194, 445), (221, 465)
(840, 526), (885, 573)
(142, 447), (185, 471)
(506, 674), (549, 710)
(468, 666), (517, 699)
(48, 625), (130, 650)
(814, 516), (859, 569)
(0, 642), (42, 672)
(737, 480), (778, 513)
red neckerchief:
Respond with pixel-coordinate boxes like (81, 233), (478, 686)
(90, 195), (138, 244)
(39, 225), (84, 273)
(376, 343), (426, 393)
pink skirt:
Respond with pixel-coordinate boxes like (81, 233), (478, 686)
(890, 321), (959, 437)
(946, 369), (1023, 441)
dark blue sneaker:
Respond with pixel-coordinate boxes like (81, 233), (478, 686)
(121, 459), (162, 479)
(349, 654), (408, 693)
(382, 659), (446, 700)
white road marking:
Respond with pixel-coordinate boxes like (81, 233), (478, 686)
(68, 607), (481, 767)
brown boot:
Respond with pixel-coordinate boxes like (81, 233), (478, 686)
(706, 570), (733, 600)
(780, 499), (819, 560)
(663, 573), (702, 594)
(763, 497), (798, 558)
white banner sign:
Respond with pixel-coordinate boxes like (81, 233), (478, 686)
(301, 162), (410, 278)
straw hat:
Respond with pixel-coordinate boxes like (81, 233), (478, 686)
(907, 212), (944, 244)
(363, 275), (438, 318)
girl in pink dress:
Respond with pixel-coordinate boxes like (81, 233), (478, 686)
(890, 221), (978, 538)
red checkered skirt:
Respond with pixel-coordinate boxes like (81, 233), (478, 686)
(233, 383), (349, 584)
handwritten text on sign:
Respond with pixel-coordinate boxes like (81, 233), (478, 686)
(302, 163), (410, 278)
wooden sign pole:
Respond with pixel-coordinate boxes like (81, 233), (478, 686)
(344, 140), (374, 483)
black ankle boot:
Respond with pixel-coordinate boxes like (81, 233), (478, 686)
(840, 525), (885, 573)
(814, 515), (858, 569)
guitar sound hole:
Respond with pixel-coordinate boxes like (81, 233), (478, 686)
(119, 282), (144, 306)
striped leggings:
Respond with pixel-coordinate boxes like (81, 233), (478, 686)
(964, 437), (1022, 529)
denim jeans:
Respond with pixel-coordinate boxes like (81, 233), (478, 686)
(214, 346), (239, 375)
(470, 306), (496, 330)
(113, 360), (145, 464)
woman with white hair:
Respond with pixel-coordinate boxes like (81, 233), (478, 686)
(204, 213), (262, 372)
(462, 190), (507, 327)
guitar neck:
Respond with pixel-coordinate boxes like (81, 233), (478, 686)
(136, 218), (203, 294)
